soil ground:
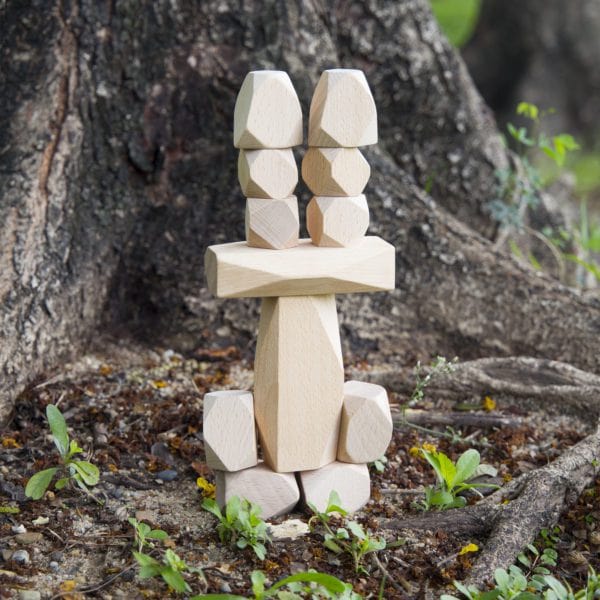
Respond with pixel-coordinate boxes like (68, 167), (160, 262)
(1, 338), (598, 599)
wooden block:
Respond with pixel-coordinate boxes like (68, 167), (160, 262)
(205, 236), (395, 298)
(245, 196), (299, 249)
(337, 381), (393, 464)
(216, 462), (300, 519)
(307, 195), (369, 247)
(301, 147), (370, 196)
(298, 462), (370, 514)
(308, 69), (377, 147)
(234, 71), (303, 149)
(254, 295), (344, 472)
(203, 390), (257, 472)
(238, 149), (298, 199)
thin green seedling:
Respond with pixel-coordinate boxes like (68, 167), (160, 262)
(192, 569), (361, 599)
(202, 496), (270, 560)
(133, 548), (201, 594)
(416, 447), (499, 510)
(308, 491), (397, 575)
(128, 517), (169, 552)
(25, 404), (100, 503)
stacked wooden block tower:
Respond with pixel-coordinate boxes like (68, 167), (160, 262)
(203, 69), (396, 519)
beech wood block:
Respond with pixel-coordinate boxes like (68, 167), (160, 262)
(205, 236), (395, 298)
(234, 71), (303, 149)
(299, 462), (370, 514)
(302, 147), (370, 196)
(254, 295), (344, 473)
(308, 69), (377, 147)
(203, 390), (258, 472)
(307, 195), (369, 247)
(238, 149), (298, 199)
(337, 381), (393, 464)
(245, 196), (299, 249)
(216, 463), (300, 519)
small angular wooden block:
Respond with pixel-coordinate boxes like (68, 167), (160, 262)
(245, 196), (299, 249)
(216, 463), (300, 519)
(307, 195), (369, 247)
(302, 147), (370, 196)
(234, 71), (303, 149)
(337, 381), (393, 464)
(203, 390), (258, 472)
(299, 462), (370, 514)
(205, 236), (395, 298)
(308, 69), (377, 147)
(238, 149), (298, 199)
(254, 295), (343, 472)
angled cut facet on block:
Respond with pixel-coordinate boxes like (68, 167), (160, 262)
(254, 295), (344, 473)
(307, 195), (369, 247)
(234, 71), (303, 149)
(308, 69), (377, 147)
(238, 149), (298, 199)
(298, 462), (370, 514)
(203, 390), (257, 472)
(216, 463), (300, 519)
(337, 381), (392, 464)
(302, 147), (370, 196)
(205, 236), (395, 298)
(245, 196), (299, 249)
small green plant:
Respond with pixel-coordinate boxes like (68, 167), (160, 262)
(410, 356), (458, 406)
(417, 446), (499, 510)
(308, 491), (389, 574)
(193, 569), (361, 599)
(128, 517), (169, 552)
(24, 404), (100, 501)
(369, 455), (388, 473)
(202, 496), (270, 560)
(442, 566), (600, 600)
(133, 548), (194, 594)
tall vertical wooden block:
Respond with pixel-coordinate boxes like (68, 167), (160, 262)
(254, 295), (344, 473)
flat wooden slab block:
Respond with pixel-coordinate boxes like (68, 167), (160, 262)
(205, 236), (395, 298)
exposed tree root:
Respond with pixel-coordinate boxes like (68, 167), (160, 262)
(394, 408), (523, 429)
(379, 424), (600, 585)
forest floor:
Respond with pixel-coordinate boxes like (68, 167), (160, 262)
(1, 338), (599, 599)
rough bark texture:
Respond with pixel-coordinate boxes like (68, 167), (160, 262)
(464, 0), (600, 142)
(2, 0), (600, 424)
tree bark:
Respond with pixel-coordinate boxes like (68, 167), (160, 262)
(1, 0), (599, 422)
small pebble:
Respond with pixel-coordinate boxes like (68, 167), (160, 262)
(49, 561), (59, 572)
(2, 548), (13, 561)
(156, 469), (178, 482)
(12, 549), (30, 565)
(11, 524), (26, 534)
(269, 519), (310, 540)
(32, 516), (49, 526)
(15, 532), (43, 545)
(220, 582), (232, 593)
(18, 591), (41, 600)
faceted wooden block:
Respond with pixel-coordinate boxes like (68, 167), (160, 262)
(205, 236), (395, 298)
(254, 295), (344, 473)
(216, 462), (300, 519)
(245, 196), (299, 249)
(337, 381), (393, 464)
(299, 462), (370, 514)
(308, 69), (377, 147)
(234, 71), (303, 149)
(203, 390), (257, 472)
(302, 147), (370, 196)
(238, 149), (298, 199)
(307, 195), (369, 247)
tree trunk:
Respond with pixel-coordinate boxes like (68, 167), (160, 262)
(1, 0), (599, 424)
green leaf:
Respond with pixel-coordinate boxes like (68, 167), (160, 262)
(146, 529), (168, 540)
(453, 449), (480, 486)
(516, 102), (539, 120)
(46, 405), (69, 456)
(421, 449), (444, 486)
(202, 498), (223, 520)
(71, 461), (99, 486)
(269, 571), (348, 594)
(189, 595), (245, 600)
(160, 567), (190, 593)
(139, 565), (161, 579)
(25, 467), (58, 500)
(325, 490), (348, 516)
(250, 570), (266, 595)
(324, 537), (343, 553)
(133, 551), (160, 568)
(54, 477), (69, 490)
(437, 452), (457, 489)
(346, 521), (366, 540)
(225, 495), (241, 522)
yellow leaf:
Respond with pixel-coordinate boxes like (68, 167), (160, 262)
(422, 442), (437, 453)
(151, 380), (168, 389)
(458, 543), (479, 555)
(196, 476), (216, 499)
(482, 396), (496, 411)
(60, 581), (77, 592)
(1, 437), (21, 449)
